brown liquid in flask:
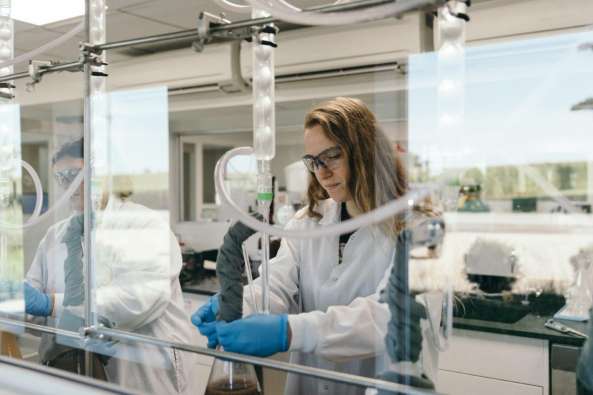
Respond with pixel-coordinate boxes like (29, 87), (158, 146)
(205, 357), (261, 395)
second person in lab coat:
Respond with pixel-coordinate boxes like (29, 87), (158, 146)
(25, 138), (200, 394)
(194, 97), (428, 395)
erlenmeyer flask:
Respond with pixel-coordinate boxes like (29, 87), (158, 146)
(205, 354), (261, 395)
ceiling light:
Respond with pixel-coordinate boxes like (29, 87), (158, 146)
(12, 0), (84, 26)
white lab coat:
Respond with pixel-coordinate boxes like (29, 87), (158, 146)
(243, 199), (395, 395)
(26, 196), (200, 395)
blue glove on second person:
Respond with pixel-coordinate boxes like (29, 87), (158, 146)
(217, 314), (289, 357)
(191, 295), (220, 348)
(24, 282), (52, 317)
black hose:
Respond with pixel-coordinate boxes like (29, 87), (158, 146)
(216, 216), (260, 322)
(377, 229), (434, 393)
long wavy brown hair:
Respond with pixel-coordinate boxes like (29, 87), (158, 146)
(304, 97), (408, 234)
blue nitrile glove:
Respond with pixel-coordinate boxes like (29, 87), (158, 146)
(216, 314), (289, 357)
(24, 282), (52, 316)
(191, 295), (220, 348)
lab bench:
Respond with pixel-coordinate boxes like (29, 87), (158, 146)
(183, 275), (587, 395)
(182, 278), (219, 297)
(437, 315), (587, 395)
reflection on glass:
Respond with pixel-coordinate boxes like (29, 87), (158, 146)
(410, 30), (593, 216)
(88, 87), (199, 394)
(195, 97), (442, 394)
(0, 103), (24, 322)
(407, 28), (593, 373)
(24, 138), (91, 373)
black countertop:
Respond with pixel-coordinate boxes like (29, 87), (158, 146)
(181, 279), (588, 347)
(182, 278), (219, 296)
(453, 314), (588, 347)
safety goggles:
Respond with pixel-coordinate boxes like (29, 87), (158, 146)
(301, 146), (343, 172)
(54, 168), (81, 187)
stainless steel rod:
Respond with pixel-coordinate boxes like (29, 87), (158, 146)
(97, 29), (205, 51)
(0, 61), (82, 83)
(89, 327), (440, 395)
(0, 316), (438, 394)
(83, 0), (94, 378)
(0, 70), (27, 83)
(49, 61), (84, 73)
(0, 355), (140, 395)
(0, 0), (434, 83)
(0, 316), (81, 339)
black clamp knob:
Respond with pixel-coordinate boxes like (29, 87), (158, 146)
(255, 24), (279, 49)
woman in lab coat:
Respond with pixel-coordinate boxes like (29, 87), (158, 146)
(25, 138), (200, 394)
(194, 97), (429, 395)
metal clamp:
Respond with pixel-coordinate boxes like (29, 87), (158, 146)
(252, 24), (279, 48)
(445, 0), (470, 22)
(81, 325), (99, 338)
(193, 11), (232, 52)
(25, 60), (53, 91)
(28, 60), (52, 83)
(79, 42), (105, 61)
(0, 82), (15, 99)
(79, 42), (109, 77)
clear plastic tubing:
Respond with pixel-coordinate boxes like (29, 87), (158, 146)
(20, 160), (43, 223)
(252, 8), (276, 313)
(257, 160), (273, 314)
(213, 0), (251, 14)
(252, 8), (276, 161)
(0, 0), (13, 85)
(89, 0), (107, 92)
(0, 169), (83, 231)
(244, 0), (434, 27)
(0, 22), (83, 69)
(436, 0), (466, 128)
(215, 147), (434, 240)
(427, 0), (470, 350)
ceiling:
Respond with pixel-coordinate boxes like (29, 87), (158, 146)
(13, 0), (502, 138)
(12, 0), (328, 71)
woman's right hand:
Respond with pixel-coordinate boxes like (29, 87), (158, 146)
(191, 294), (220, 348)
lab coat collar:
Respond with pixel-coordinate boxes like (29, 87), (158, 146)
(318, 199), (341, 226)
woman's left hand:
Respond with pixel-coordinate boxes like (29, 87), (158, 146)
(191, 295), (220, 348)
(217, 314), (289, 357)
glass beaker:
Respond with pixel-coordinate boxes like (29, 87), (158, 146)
(205, 356), (261, 395)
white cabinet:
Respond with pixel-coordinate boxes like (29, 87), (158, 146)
(439, 370), (543, 395)
(437, 329), (549, 395)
